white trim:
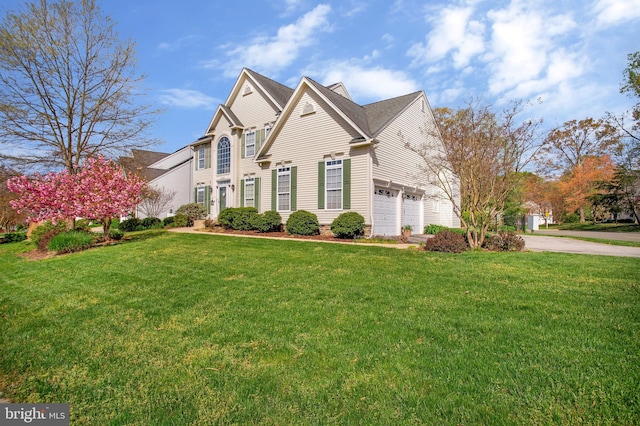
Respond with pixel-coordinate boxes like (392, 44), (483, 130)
(325, 159), (343, 211)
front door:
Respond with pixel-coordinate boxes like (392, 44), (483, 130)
(219, 186), (227, 213)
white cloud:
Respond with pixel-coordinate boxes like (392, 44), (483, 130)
(156, 35), (198, 53)
(158, 89), (217, 109)
(483, 2), (580, 98)
(409, 6), (485, 69)
(593, 0), (640, 27)
(314, 62), (419, 101)
(216, 4), (332, 77)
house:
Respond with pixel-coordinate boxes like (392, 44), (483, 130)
(138, 146), (193, 219)
(188, 68), (459, 236)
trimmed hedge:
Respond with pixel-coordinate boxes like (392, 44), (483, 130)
(1, 232), (27, 244)
(119, 218), (142, 232)
(218, 208), (282, 233)
(250, 210), (282, 233)
(331, 212), (365, 239)
(175, 203), (206, 224)
(286, 210), (320, 236)
(162, 216), (175, 227)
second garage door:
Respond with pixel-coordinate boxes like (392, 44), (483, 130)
(403, 193), (422, 233)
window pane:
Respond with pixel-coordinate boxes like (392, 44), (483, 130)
(277, 168), (290, 211)
(325, 160), (343, 210)
(217, 137), (230, 174)
(245, 180), (255, 208)
(245, 132), (255, 157)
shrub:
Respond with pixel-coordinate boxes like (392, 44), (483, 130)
(483, 231), (525, 252)
(249, 210), (282, 233)
(141, 217), (162, 228)
(73, 219), (91, 232)
(119, 218), (142, 232)
(422, 229), (468, 253)
(425, 224), (447, 235)
(162, 216), (175, 227)
(232, 207), (259, 231)
(204, 219), (216, 229)
(109, 229), (124, 241)
(261, 210), (282, 232)
(331, 212), (365, 239)
(217, 207), (260, 231)
(173, 214), (188, 227)
(31, 220), (68, 246)
(175, 203), (206, 224)
(48, 230), (95, 253)
(1, 232), (27, 244)
(286, 210), (320, 236)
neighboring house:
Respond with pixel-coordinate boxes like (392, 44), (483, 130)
(138, 146), (193, 219)
(119, 149), (171, 182)
(188, 68), (459, 236)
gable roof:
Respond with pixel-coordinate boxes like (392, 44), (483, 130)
(363, 91), (423, 136)
(244, 68), (294, 110)
(119, 149), (171, 181)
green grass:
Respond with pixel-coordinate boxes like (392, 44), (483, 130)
(1, 231), (639, 424)
(547, 235), (640, 248)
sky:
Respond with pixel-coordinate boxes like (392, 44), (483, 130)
(2, 0), (639, 154)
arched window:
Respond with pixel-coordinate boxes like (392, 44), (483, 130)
(217, 137), (231, 174)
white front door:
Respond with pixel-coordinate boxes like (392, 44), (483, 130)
(373, 188), (399, 236)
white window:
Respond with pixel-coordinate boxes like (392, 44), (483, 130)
(244, 178), (255, 208)
(196, 186), (205, 206)
(325, 159), (342, 210)
(217, 137), (231, 175)
(277, 167), (291, 211)
(245, 131), (255, 157)
(197, 147), (205, 170)
(265, 126), (272, 138)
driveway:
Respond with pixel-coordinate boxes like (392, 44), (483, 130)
(521, 233), (640, 258)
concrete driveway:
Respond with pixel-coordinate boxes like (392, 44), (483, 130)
(521, 233), (640, 258)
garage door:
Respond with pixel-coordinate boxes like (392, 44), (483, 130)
(373, 188), (398, 236)
(403, 193), (422, 233)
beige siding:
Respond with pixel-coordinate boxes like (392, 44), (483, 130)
(373, 96), (457, 230)
(260, 90), (369, 225)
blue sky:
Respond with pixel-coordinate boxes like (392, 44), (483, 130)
(2, 0), (639, 154)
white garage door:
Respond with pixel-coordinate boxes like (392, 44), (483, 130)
(373, 188), (398, 236)
(403, 193), (422, 233)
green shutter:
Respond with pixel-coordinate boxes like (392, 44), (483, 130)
(241, 134), (246, 159)
(205, 145), (211, 169)
(204, 185), (211, 215)
(343, 159), (351, 210)
(193, 187), (197, 203)
(240, 179), (245, 207)
(291, 166), (297, 211)
(256, 128), (265, 152)
(317, 161), (325, 209)
(255, 177), (261, 211)
(271, 169), (277, 211)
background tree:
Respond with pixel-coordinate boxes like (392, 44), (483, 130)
(0, 166), (27, 231)
(557, 155), (615, 223)
(0, 0), (158, 173)
(538, 118), (622, 175)
(406, 98), (542, 248)
(138, 186), (176, 218)
(7, 156), (145, 239)
(621, 51), (640, 143)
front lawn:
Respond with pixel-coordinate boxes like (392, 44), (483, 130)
(1, 232), (638, 424)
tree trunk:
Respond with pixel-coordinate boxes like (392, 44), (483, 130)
(102, 218), (112, 241)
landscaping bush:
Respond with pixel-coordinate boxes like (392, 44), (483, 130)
(175, 203), (206, 225)
(162, 216), (175, 227)
(424, 224), (447, 235)
(73, 219), (91, 232)
(109, 229), (124, 241)
(141, 217), (162, 229)
(48, 230), (95, 254)
(31, 220), (68, 247)
(331, 212), (365, 239)
(173, 214), (188, 227)
(286, 210), (320, 236)
(232, 207), (259, 231)
(119, 217), (142, 232)
(422, 229), (468, 253)
(249, 210), (282, 233)
(1, 232), (27, 244)
(483, 231), (525, 252)
(218, 207), (260, 231)
(204, 219), (216, 229)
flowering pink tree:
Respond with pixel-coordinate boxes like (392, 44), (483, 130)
(8, 156), (145, 240)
